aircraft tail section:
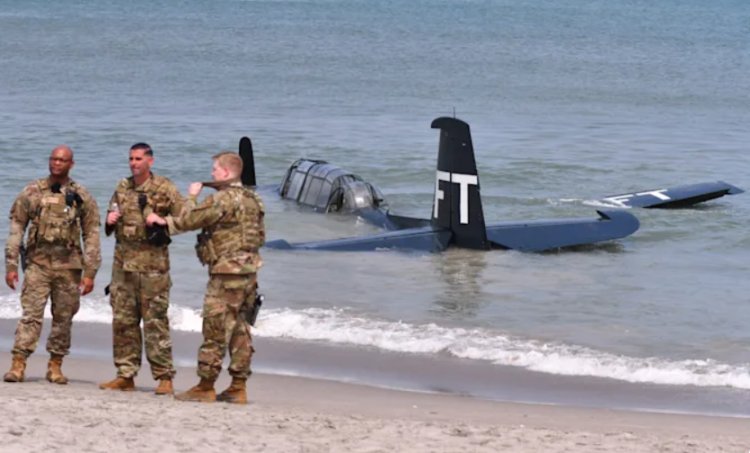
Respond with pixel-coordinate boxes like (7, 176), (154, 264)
(430, 117), (489, 250)
(239, 136), (256, 186)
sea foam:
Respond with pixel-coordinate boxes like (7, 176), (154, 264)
(2, 294), (748, 389)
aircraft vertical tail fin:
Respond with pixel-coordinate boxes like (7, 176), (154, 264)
(239, 136), (256, 186)
(430, 117), (489, 250)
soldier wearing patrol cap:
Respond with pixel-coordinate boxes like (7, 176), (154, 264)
(148, 151), (264, 404)
(4, 145), (102, 384)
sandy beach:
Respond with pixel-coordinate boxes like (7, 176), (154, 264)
(1, 352), (748, 453)
(2, 1), (750, 452)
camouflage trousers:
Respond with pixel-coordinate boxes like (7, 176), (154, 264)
(11, 263), (81, 358)
(109, 267), (175, 380)
(197, 273), (256, 381)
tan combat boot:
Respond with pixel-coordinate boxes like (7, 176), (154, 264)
(99, 376), (135, 391)
(3, 354), (26, 383)
(175, 378), (216, 403)
(154, 378), (173, 395)
(216, 377), (247, 404)
(46, 354), (68, 384)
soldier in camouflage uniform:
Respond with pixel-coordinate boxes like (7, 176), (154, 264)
(98, 143), (183, 395)
(148, 151), (264, 404)
(3, 145), (101, 384)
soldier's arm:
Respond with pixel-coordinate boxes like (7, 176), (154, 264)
(4, 193), (31, 275)
(104, 191), (120, 236)
(257, 215), (266, 248)
(253, 192), (267, 248)
(152, 181), (190, 235)
(166, 194), (225, 234)
(79, 188), (102, 280)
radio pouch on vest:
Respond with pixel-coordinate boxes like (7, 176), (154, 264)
(139, 193), (172, 247)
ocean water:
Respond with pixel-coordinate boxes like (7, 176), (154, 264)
(1, 0), (749, 412)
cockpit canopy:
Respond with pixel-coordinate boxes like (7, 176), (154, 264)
(279, 159), (386, 213)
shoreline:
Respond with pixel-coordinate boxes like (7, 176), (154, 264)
(1, 352), (750, 452)
(3, 318), (750, 419)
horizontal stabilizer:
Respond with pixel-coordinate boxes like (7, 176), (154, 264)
(382, 211), (431, 230)
(485, 210), (640, 252)
(354, 209), (430, 230)
(599, 181), (743, 209)
(265, 227), (453, 252)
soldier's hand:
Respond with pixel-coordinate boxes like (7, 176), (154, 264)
(5, 271), (18, 290)
(106, 210), (122, 225)
(146, 213), (166, 226)
(188, 182), (203, 197)
(79, 277), (94, 295)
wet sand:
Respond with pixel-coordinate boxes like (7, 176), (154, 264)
(1, 351), (749, 453)
(3, 318), (750, 418)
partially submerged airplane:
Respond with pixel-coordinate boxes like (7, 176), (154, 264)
(237, 117), (742, 252)
(254, 117), (640, 252)
(239, 129), (742, 236)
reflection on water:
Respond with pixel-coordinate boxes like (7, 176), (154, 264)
(430, 250), (488, 319)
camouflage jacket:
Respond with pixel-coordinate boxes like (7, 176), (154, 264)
(5, 177), (101, 278)
(107, 173), (184, 272)
(167, 182), (265, 275)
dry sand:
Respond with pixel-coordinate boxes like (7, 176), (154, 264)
(1, 352), (749, 453)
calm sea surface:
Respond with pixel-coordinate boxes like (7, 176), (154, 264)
(1, 0), (749, 406)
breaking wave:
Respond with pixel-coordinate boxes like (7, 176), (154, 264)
(2, 294), (749, 390)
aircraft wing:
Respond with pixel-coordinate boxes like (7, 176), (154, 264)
(265, 210), (638, 253)
(599, 181), (743, 209)
(485, 210), (640, 252)
(265, 226), (453, 252)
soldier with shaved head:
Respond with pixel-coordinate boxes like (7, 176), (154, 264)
(4, 145), (102, 384)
